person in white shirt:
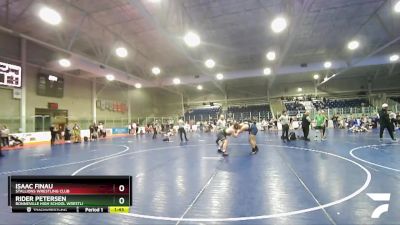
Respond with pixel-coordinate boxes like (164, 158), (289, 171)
(132, 123), (137, 135)
(278, 110), (290, 141)
(216, 115), (226, 131)
(178, 118), (188, 142)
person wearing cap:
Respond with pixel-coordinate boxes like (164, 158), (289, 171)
(379, 103), (397, 142)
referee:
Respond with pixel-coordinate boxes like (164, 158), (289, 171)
(302, 111), (311, 141)
(379, 103), (397, 142)
(178, 118), (188, 142)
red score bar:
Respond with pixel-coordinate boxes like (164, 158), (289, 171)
(14, 184), (129, 195)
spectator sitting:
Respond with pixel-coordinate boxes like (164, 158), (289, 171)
(9, 135), (23, 147)
(1, 125), (10, 147)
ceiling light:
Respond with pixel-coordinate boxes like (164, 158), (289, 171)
(347, 40), (360, 50)
(271, 17), (287, 33)
(395, 1), (400, 13)
(152, 67), (161, 75)
(389, 54), (399, 62)
(324, 77), (329, 82)
(184, 31), (201, 47)
(205, 59), (215, 68)
(266, 51), (276, 61)
(197, 85), (203, 90)
(263, 67), (272, 75)
(324, 61), (332, 69)
(297, 87), (303, 92)
(173, 78), (181, 85)
(115, 47), (128, 58)
(216, 73), (224, 80)
(58, 59), (71, 68)
(135, 83), (142, 88)
(39, 6), (62, 25)
(106, 74), (115, 81)
(313, 74), (320, 80)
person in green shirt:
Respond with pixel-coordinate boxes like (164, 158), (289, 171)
(314, 111), (326, 141)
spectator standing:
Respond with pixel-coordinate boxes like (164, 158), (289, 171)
(50, 124), (56, 145)
(302, 111), (311, 141)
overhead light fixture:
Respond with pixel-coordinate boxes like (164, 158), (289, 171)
(324, 76), (329, 82)
(395, 1), (400, 13)
(204, 59), (215, 68)
(347, 40), (360, 50)
(216, 73), (224, 80)
(152, 67), (161, 75)
(324, 61), (332, 69)
(389, 54), (399, 62)
(173, 78), (181, 85)
(271, 17), (287, 33)
(313, 74), (320, 80)
(297, 87), (303, 92)
(184, 31), (201, 47)
(197, 85), (203, 90)
(39, 6), (62, 25)
(58, 59), (71, 68)
(263, 67), (272, 75)
(135, 83), (142, 88)
(266, 51), (276, 61)
(115, 47), (128, 58)
(106, 74), (115, 81)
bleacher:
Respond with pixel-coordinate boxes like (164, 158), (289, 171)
(391, 97), (400, 104)
(185, 107), (221, 121)
(227, 104), (271, 120)
(312, 99), (370, 110)
(283, 101), (306, 116)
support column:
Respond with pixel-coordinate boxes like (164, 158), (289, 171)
(20, 38), (26, 132)
(92, 79), (97, 123)
(127, 89), (131, 123)
(181, 93), (185, 117)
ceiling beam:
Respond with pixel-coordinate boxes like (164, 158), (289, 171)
(128, 0), (227, 96)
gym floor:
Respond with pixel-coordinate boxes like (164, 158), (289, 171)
(0, 129), (399, 225)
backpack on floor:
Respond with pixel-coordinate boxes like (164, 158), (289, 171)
(289, 132), (297, 140)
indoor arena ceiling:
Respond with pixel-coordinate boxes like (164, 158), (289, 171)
(0, 0), (399, 88)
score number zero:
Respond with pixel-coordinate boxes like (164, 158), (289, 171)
(118, 184), (126, 205)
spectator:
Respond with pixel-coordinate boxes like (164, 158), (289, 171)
(98, 123), (106, 138)
(132, 122), (137, 135)
(50, 124), (57, 145)
(72, 124), (82, 143)
(332, 113), (339, 128)
(1, 125), (10, 147)
(9, 135), (23, 147)
(64, 124), (71, 143)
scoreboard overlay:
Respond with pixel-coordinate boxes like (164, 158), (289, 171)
(8, 176), (132, 213)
